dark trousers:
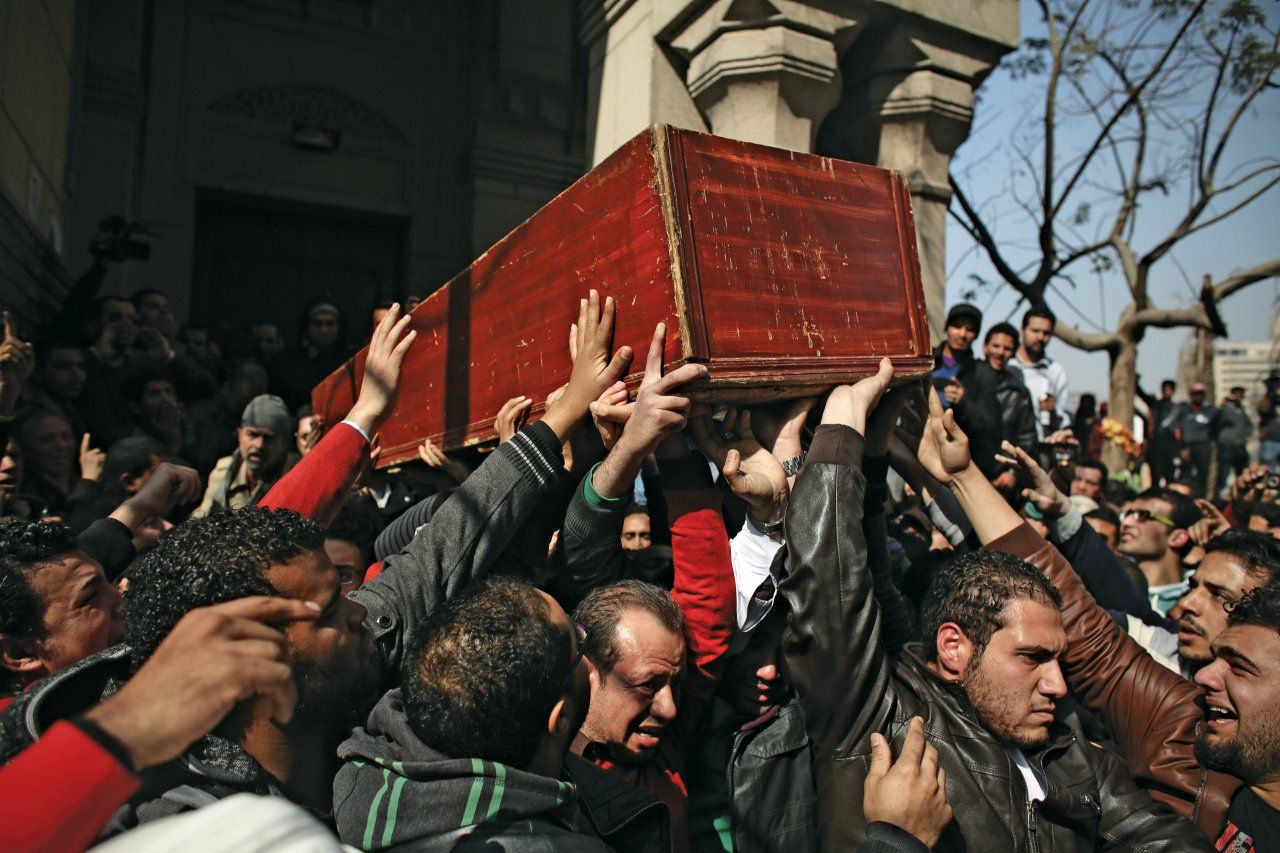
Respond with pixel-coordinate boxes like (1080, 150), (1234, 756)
(1213, 442), (1249, 497)
(1185, 441), (1213, 498)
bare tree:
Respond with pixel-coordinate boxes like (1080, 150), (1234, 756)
(950, 0), (1280, 469)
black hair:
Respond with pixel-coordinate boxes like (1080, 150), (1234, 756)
(129, 288), (167, 309)
(1252, 502), (1280, 529)
(326, 495), (382, 567)
(125, 508), (324, 670)
(573, 579), (684, 677)
(623, 503), (649, 519)
(1104, 480), (1137, 506)
(1021, 306), (1057, 330)
(1135, 486), (1202, 530)
(1085, 506), (1120, 526)
(919, 551), (1062, 664)
(103, 437), (169, 488)
(120, 365), (175, 406)
(1161, 379), (1176, 390)
(0, 521), (81, 690)
(34, 338), (84, 365)
(404, 578), (572, 769)
(1205, 529), (1280, 583)
(984, 322), (1019, 346)
(1075, 458), (1107, 481)
(1228, 580), (1280, 632)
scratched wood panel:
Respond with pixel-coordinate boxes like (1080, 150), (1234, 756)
(314, 124), (931, 464)
(668, 128), (931, 391)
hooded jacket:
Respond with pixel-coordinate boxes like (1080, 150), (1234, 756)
(334, 690), (606, 851)
(335, 689), (671, 852)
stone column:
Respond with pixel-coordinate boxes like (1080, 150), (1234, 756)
(669, 1), (859, 150)
(819, 9), (1016, 339)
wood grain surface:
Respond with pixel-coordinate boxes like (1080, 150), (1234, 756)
(314, 124), (931, 465)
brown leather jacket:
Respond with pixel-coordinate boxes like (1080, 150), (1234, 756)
(985, 523), (1242, 837)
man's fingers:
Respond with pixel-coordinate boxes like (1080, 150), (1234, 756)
(927, 386), (945, 419)
(583, 290), (600, 340)
(723, 448), (742, 479)
(207, 596), (321, 625)
(920, 737), (940, 778)
(81, 432), (92, 453)
(590, 401), (633, 424)
(596, 293), (616, 345)
(868, 732), (891, 777)
(652, 362), (707, 395)
(642, 323), (666, 383)
(602, 346), (633, 385)
(2, 311), (14, 340)
(568, 323), (578, 361)
(899, 716), (927, 766)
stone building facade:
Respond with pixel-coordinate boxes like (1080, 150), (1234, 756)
(1, 0), (1015, 344)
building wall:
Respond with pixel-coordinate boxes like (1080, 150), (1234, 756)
(0, 0), (79, 333)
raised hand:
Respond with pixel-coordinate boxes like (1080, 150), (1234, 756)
(543, 290), (635, 441)
(589, 322), (707, 498)
(79, 434), (106, 483)
(864, 717), (952, 847)
(916, 386), (971, 484)
(110, 462), (201, 534)
(691, 407), (787, 522)
(348, 303), (416, 438)
(0, 312), (34, 416)
(133, 326), (172, 363)
(1188, 498), (1230, 547)
(820, 357), (894, 433)
(588, 380), (631, 451)
(607, 322), (706, 459)
(994, 439), (1071, 518)
(82, 596), (317, 770)
(494, 396), (533, 444)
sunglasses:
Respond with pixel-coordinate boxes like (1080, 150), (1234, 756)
(1120, 508), (1175, 528)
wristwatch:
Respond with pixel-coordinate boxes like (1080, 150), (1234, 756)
(781, 452), (807, 477)
(752, 516), (785, 541)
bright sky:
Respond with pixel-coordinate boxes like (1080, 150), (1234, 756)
(946, 0), (1279, 400)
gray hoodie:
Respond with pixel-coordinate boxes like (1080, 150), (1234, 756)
(334, 690), (611, 851)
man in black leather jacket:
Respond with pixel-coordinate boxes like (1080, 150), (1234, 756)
(982, 322), (1038, 490)
(779, 362), (1211, 852)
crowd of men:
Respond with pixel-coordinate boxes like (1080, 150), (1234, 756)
(0, 285), (1279, 852)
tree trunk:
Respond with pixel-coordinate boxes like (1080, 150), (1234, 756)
(1104, 338), (1139, 474)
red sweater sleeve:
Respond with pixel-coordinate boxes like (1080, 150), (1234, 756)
(667, 490), (736, 677)
(260, 422), (369, 527)
(0, 721), (139, 852)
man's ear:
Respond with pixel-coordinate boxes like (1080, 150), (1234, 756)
(1169, 529), (1189, 550)
(0, 635), (47, 682)
(933, 622), (973, 683)
(547, 697), (570, 738)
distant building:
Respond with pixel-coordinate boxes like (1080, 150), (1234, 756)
(1215, 340), (1279, 424)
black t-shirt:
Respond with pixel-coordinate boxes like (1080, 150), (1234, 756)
(1218, 788), (1280, 852)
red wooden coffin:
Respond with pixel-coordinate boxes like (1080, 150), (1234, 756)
(313, 124), (931, 466)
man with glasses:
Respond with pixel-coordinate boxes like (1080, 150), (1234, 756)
(1118, 487), (1204, 615)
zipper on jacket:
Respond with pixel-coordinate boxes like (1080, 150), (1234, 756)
(1025, 799), (1040, 853)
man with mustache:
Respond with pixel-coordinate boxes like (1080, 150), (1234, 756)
(193, 394), (299, 516)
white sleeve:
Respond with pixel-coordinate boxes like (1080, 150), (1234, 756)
(729, 517), (784, 629)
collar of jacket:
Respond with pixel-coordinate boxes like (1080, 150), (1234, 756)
(896, 644), (1078, 756)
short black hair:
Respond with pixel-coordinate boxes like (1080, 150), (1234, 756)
(1135, 486), (1201, 530)
(1076, 458), (1107, 481)
(326, 495), (382, 567)
(1205, 529), (1280, 583)
(1085, 506), (1120, 526)
(404, 579), (571, 769)
(103, 436), (169, 487)
(573, 579), (684, 676)
(623, 503), (649, 519)
(0, 521), (81, 690)
(984, 322), (1019, 346)
(1228, 580), (1280, 632)
(125, 508), (324, 670)
(1161, 379), (1176, 391)
(130, 288), (167, 308)
(34, 338), (84, 365)
(1021, 306), (1056, 330)
(1230, 386), (1246, 395)
(120, 365), (175, 406)
(1252, 502), (1280, 529)
(919, 551), (1062, 664)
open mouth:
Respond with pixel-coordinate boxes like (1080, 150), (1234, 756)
(1177, 619), (1205, 640)
(632, 729), (664, 749)
(1206, 703), (1237, 730)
